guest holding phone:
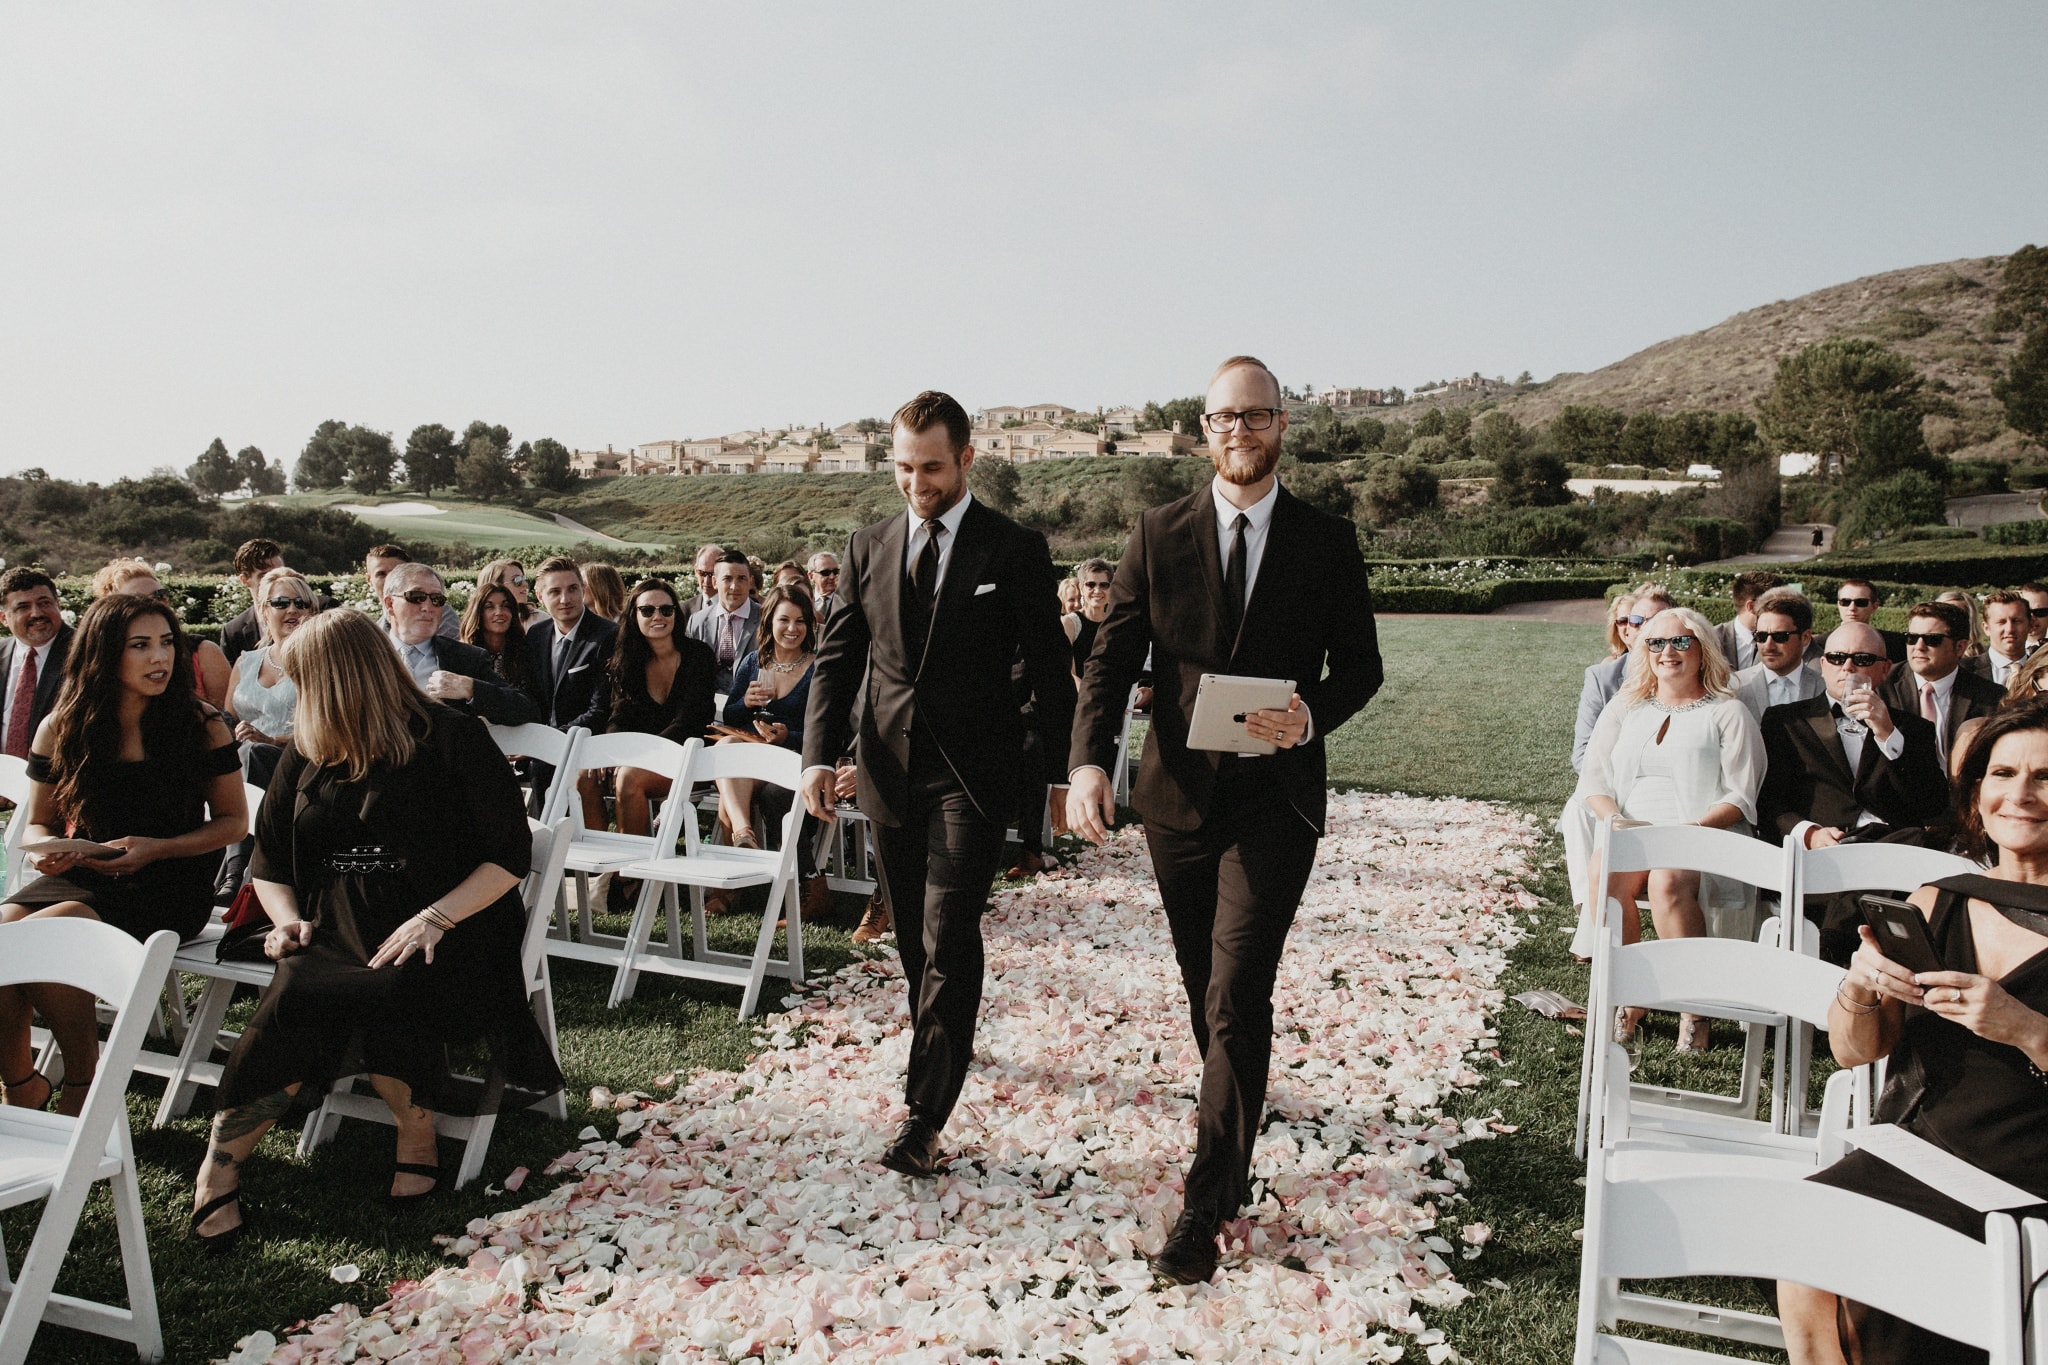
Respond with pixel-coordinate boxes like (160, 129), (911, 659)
(1780, 696), (2048, 1364)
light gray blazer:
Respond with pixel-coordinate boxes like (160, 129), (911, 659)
(1730, 661), (1825, 723)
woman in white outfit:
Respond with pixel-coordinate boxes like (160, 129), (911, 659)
(225, 569), (312, 748)
(1575, 605), (1765, 1052)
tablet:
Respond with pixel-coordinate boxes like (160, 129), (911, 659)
(1187, 674), (1296, 754)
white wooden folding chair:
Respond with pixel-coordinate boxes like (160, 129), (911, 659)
(0, 755), (30, 897)
(822, 801), (876, 895)
(1110, 683), (1143, 807)
(1576, 1148), (2025, 1361)
(0, 921), (176, 1365)
(616, 742), (806, 1015)
(1575, 818), (1798, 1158)
(297, 818), (576, 1188)
(543, 733), (698, 967)
(486, 722), (588, 829)
(2023, 1217), (2048, 1364)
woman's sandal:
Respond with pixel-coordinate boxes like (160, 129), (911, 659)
(1612, 1008), (1642, 1046)
(191, 1189), (251, 1255)
(1, 1069), (54, 1112)
(388, 1161), (441, 1208)
(1674, 1014), (1712, 1055)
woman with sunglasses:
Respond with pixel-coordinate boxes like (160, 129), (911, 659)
(91, 558), (233, 709)
(475, 559), (534, 626)
(1575, 605), (1766, 1053)
(225, 569), (315, 748)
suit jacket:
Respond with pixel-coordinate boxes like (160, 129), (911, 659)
(1573, 655), (1627, 772)
(1963, 650), (2031, 688)
(0, 626), (73, 748)
(1880, 664), (2004, 759)
(1731, 661), (1824, 723)
(1757, 694), (1951, 840)
(803, 496), (1076, 829)
(523, 611), (618, 731)
(1715, 620), (1758, 674)
(424, 636), (540, 727)
(687, 599), (763, 692)
(1067, 484), (1383, 836)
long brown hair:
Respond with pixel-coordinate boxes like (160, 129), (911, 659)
(1954, 695), (2048, 865)
(608, 578), (685, 703)
(460, 582), (532, 688)
(43, 595), (208, 830)
(754, 584), (818, 660)
(284, 608), (431, 780)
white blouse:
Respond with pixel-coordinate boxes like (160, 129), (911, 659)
(1574, 693), (1765, 829)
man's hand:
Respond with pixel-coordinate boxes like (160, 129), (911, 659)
(1246, 694), (1310, 749)
(1841, 686), (1889, 739)
(425, 670), (475, 701)
(833, 762), (858, 801)
(1806, 825), (1845, 849)
(1066, 767), (1116, 844)
(801, 767), (839, 822)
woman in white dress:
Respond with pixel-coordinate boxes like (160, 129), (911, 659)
(1576, 606), (1766, 1052)
(225, 569), (313, 748)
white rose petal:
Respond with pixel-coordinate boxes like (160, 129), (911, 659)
(329, 1263), (361, 1283)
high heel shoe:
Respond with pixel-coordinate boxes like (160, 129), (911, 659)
(1612, 1007), (1642, 1046)
(191, 1188), (251, 1254)
(2, 1069), (54, 1112)
(1674, 1014), (1712, 1055)
(387, 1160), (441, 1208)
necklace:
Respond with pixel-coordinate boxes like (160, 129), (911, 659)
(764, 653), (811, 675)
(1649, 694), (1714, 714)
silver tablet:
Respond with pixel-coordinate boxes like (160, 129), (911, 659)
(1186, 673), (1296, 754)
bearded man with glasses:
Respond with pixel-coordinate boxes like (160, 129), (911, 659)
(379, 563), (538, 726)
(1730, 588), (1823, 722)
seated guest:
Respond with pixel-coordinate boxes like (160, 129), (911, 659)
(686, 549), (761, 695)
(807, 551), (841, 625)
(1715, 571), (1784, 674)
(1949, 634), (2048, 782)
(1968, 589), (2034, 687)
(1, 568), (74, 767)
(1563, 587), (1658, 950)
(381, 563), (538, 726)
(188, 609), (561, 1249)
(521, 556), (615, 812)
(1938, 589), (1985, 657)
(218, 538), (284, 665)
(1, 594), (245, 1117)
(1056, 575), (1082, 617)
(1573, 584), (1674, 772)
(707, 586), (819, 914)
(581, 562), (626, 623)
(475, 559), (534, 626)
(1731, 588), (1823, 721)
(225, 569), (314, 749)
(770, 560), (809, 591)
(1834, 577), (1907, 663)
(2021, 582), (2048, 650)
(364, 544), (457, 638)
(91, 558), (233, 709)
(459, 580), (534, 691)
(1575, 606), (1764, 1052)
(1780, 698), (2048, 1364)
(1062, 557), (1114, 681)
(1880, 599), (2005, 775)
(576, 577), (716, 849)
(691, 543), (725, 605)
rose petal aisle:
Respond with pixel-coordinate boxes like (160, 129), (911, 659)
(224, 792), (1537, 1365)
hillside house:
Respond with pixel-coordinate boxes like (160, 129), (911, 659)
(1119, 429), (1198, 457)
(1041, 431), (1108, 459)
(761, 448), (816, 474)
(570, 446), (625, 476)
(978, 405), (1024, 427)
(1021, 403), (1076, 424)
(1316, 387), (1388, 408)
(1102, 406), (1145, 435)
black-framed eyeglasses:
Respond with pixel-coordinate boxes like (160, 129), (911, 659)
(266, 597), (314, 611)
(1752, 629), (1802, 644)
(636, 603), (678, 618)
(1837, 597), (1873, 609)
(1643, 635), (1698, 653)
(1904, 631), (1953, 647)
(1203, 408), (1283, 432)
(1824, 650), (1884, 667)
(398, 591), (448, 607)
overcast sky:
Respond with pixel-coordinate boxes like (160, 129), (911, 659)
(4, 3), (2044, 483)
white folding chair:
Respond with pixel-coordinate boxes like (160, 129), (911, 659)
(1110, 683), (1143, 807)
(2023, 1218), (2048, 1364)
(823, 802), (877, 895)
(1576, 1148), (2025, 1361)
(544, 733), (698, 966)
(487, 722), (588, 828)
(1576, 818), (1798, 1158)
(0, 921), (176, 1365)
(616, 742), (806, 1014)
(297, 818), (576, 1188)
(0, 755), (30, 897)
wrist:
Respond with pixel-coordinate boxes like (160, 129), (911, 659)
(417, 905), (457, 932)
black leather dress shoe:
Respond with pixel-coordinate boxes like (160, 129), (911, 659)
(1150, 1204), (1221, 1285)
(879, 1116), (943, 1178)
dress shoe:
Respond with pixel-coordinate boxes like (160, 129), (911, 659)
(800, 874), (832, 922)
(1150, 1204), (1221, 1285)
(851, 896), (892, 944)
(879, 1115), (942, 1178)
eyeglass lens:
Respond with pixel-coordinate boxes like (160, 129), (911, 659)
(1644, 636), (1697, 653)
(1838, 598), (1872, 608)
(637, 603), (677, 617)
(1203, 409), (1279, 432)
(1824, 652), (1883, 667)
(1903, 632), (1951, 646)
(1752, 630), (1799, 643)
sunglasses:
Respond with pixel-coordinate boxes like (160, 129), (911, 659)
(1903, 631), (1954, 647)
(1625, 614), (1650, 627)
(1083, 580), (1112, 591)
(145, 588), (172, 603)
(266, 597), (314, 611)
(398, 591), (447, 607)
(1824, 651), (1884, 667)
(1837, 597), (1873, 609)
(815, 569), (840, 578)
(636, 603), (678, 618)
(2031, 606), (2048, 619)
(1643, 635), (1698, 653)
(1752, 629), (1804, 644)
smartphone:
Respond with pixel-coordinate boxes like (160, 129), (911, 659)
(1858, 893), (1943, 975)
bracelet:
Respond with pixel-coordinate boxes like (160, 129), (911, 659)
(417, 906), (457, 933)
(1836, 981), (1882, 1015)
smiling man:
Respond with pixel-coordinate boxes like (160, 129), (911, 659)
(0, 567), (72, 764)
(380, 563), (536, 725)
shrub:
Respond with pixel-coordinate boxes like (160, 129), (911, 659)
(1838, 469), (1949, 546)
(1357, 459), (1438, 526)
(1984, 519), (2048, 546)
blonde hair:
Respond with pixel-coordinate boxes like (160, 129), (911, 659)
(90, 558), (160, 599)
(1938, 590), (1984, 656)
(1605, 594), (1635, 658)
(1619, 606), (1734, 704)
(282, 608), (430, 780)
(253, 569), (316, 646)
(2008, 647), (2048, 702)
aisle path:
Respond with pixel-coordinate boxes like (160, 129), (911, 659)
(225, 793), (1538, 1365)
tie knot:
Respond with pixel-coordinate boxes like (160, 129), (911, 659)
(924, 518), (944, 537)
(1232, 513), (1249, 532)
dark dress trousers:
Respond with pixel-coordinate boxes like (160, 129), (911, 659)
(1068, 483), (1383, 1218)
(520, 611), (618, 813)
(427, 636), (541, 727)
(803, 495), (1076, 1129)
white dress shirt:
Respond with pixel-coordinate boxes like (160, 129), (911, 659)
(1916, 667), (1959, 762)
(1831, 699), (1907, 827)
(0, 638), (57, 754)
(902, 491), (975, 588)
(1212, 477), (1279, 609)
(1765, 667), (1804, 710)
(1990, 650), (2024, 687)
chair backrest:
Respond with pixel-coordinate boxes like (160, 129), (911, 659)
(489, 723), (588, 827)
(1797, 832), (1981, 897)
(1, 753), (29, 896)
(1606, 936), (1844, 1029)
(1585, 1152), (2023, 1357)
(519, 817), (577, 985)
(1599, 820), (1792, 894)
(568, 732), (699, 854)
(677, 743), (803, 855)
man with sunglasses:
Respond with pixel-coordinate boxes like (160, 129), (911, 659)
(366, 543), (458, 639)
(1730, 588), (1823, 722)
(1832, 578), (1905, 664)
(380, 563), (537, 725)
(1967, 590), (2036, 688)
(807, 551), (841, 624)
(2019, 583), (2048, 651)
(1880, 599), (2004, 770)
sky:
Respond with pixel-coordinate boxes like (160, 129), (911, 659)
(3, 3), (2045, 483)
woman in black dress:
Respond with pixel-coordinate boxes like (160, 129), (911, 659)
(1781, 697), (2048, 1364)
(189, 609), (561, 1250)
(578, 577), (717, 832)
(460, 580), (534, 692)
(1, 595), (245, 1117)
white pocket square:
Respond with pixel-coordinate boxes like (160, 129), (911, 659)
(975, 583), (997, 596)
(566, 663), (590, 673)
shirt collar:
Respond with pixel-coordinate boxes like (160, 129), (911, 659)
(1924, 667), (1958, 699)
(1211, 477), (1280, 531)
(552, 610), (585, 641)
(905, 489), (975, 539)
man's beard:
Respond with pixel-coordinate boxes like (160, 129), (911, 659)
(1212, 439), (1280, 486)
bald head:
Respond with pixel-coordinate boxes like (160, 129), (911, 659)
(1827, 621), (1883, 657)
(1821, 621), (1891, 699)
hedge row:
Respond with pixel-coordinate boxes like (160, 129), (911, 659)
(1373, 574), (1618, 615)
(1802, 545), (2048, 589)
(1983, 520), (2048, 547)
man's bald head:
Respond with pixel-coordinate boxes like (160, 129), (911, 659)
(1821, 620), (1891, 700)
(1827, 621), (1884, 657)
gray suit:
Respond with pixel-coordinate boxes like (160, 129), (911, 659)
(1572, 655), (1627, 772)
(1715, 619), (1759, 674)
(687, 599), (762, 693)
(1731, 661), (1824, 723)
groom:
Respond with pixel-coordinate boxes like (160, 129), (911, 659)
(803, 389), (1076, 1178)
(1067, 354), (1382, 1283)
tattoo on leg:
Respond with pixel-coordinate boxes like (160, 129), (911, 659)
(208, 1149), (242, 1168)
(212, 1089), (293, 1143)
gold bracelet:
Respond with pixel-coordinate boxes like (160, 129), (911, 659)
(1835, 981), (1881, 1015)
(418, 906), (457, 933)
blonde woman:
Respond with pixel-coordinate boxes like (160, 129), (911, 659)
(189, 609), (559, 1250)
(1603, 592), (1637, 659)
(581, 562), (626, 623)
(224, 568), (315, 747)
(1574, 605), (1766, 1052)
(1938, 589), (1983, 657)
(91, 558), (233, 708)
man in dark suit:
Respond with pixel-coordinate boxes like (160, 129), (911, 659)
(1066, 355), (1383, 1285)
(522, 555), (617, 811)
(1879, 599), (2005, 773)
(381, 563), (539, 726)
(0, 568), (73, 767)
(801, 390), (1075, 1179)
(807, 551), (841, 625)
(687, 550), (762, 693)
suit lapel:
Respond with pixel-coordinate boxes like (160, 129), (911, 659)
(1187, 491), (1228, 647)
(871, 512), (909, 673)
(1805, 705), (1855, 785)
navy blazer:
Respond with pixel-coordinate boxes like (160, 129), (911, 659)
(522, 611), (617, 731)
(425, 636), (540, 727)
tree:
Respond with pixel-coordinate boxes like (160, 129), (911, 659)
(510, 440), (533, 480)
(187, 437), (238, 497)
(294, 419), (352, 489)
(248, 457), (288, 496)
(456, 434), (515, 500)
(1493, 446), (1572, 508)
(1991, 245), (2048, 333)
(461, 420), (512, 466)
(1838, 469), (1947, 545)
(1411, 407), (1448, 439)
(1470, 411), (1529, 467)
(1543, 404), (1627, 464)
(527, 437), (578, 493)
(1406, 434), (1456, 464)
(1756, 337), (1925, 477)
(1618, 411), (1662, 467)
(1357, 458), (1438, 525)
(967, 454), (1020, 513)
(344, 427), (398, 494)
(1288, 465), (1354, 521)
(233, 445), (268, 494)
(1994, 323), (2048, 446)
(402, 424), (458, 493)
(1158, 396), (1205, 438)
(1653, 410), (1716, 470)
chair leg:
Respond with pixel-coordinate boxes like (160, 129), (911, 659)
(154, 976), (236, 1128)
(455, 1115), (495, 1190)
(574, 872), (596, 943)
(785, 872), (805, 985)
(738, 877), (791, 1018)
(528, 969), (568, 1122)
(297, 1080), (348, 1159)
(663, 885), (684, 961)
(606, 878), (663, 1008)
(110, 1150), (164, 1361)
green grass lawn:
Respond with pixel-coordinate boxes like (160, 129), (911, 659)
(12, 613), (1792, 1363)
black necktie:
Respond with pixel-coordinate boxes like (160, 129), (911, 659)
(911, 519), (943, 613)
(1222, 512), (1248, 643)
